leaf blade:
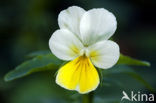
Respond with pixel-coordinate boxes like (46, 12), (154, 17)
(4, 54), (63, 81)
(117, 54), (150, 66)
(103, 65), (155, 92)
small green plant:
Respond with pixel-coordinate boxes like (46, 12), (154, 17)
(4, 6), (153, 103)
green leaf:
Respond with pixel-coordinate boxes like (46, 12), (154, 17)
(117, 54), (150, 66)
(9, 73), (74, 103)
(26, 50), (51, 58)
(4, 54), (63, 81)
(103, 65), (155, 92)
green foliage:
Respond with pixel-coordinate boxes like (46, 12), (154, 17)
(4, 52), (150, 83)
(117, 54), (150, 66)
(3, 51), (153, 103)
(4, 54), (63, 81)
(103, 65), (154, 92)
(26, 50), (51, 58)
(8, 73), (76, 103)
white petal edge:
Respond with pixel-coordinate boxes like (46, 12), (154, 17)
(80, 8), (117, 45)
(58, 6), (86, 37)
(49, 29), (84, 61)
(87, 40), (120, 69)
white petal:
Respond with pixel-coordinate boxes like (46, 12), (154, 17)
(87, 40), (119, 69)
(58, 6), (86, 37)
(49, 29), (84, 61)
(80, 8), (117, 45)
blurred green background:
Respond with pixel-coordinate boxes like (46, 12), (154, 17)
(0, 0), (156, 103)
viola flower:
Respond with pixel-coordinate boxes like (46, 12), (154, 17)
(49, 6), (120, 94)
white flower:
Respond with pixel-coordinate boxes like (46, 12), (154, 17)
(49, 6), (120, 94)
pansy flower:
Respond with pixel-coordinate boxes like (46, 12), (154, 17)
(49, 6), (120, 94)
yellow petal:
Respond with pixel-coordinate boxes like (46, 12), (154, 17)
(56, 56), (100, 94)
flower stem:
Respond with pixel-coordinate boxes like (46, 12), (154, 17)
(82, 92), (94, 103)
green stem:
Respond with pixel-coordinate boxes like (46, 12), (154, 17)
(82, 92), (94, 103)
